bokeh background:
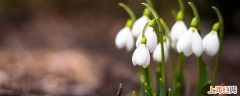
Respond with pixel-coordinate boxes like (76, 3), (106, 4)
(0, 0), (239, 95)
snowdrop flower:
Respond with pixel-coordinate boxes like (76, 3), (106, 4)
(135, 20), (158, 53)
(203, 31), (219, 57)
(132, 8), (151, 38)
(115, 20), (135, 51)
(170, 21), (188, 49)
(177, 27), (203, 57)
(132, 38), (150, 68)
(153, 37), (169, 62)
(136, 26), (157, 53)
(170, 11), (188, 49)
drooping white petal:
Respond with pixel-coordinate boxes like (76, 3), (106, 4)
(132, 16), (150, 38)
(166, 38), (170, 49)
(135, 44), (149, 65)
(177, 28), (194, 53)
(191, 31), (203, 57)
(170, 21), (188, 48)
(205, 32), (219, 56)
(125, 31), (135, 51)
(136, 33), (142, 48)
(115, 27), (129, 49)
(142, 49), (150, 68)
(153, 43), (168, 62)
(202, 32), (211, 50)
(183, 46), (193, 57)
(171, 39), (178, 49)
(136, 27), (158, 53)
(145, 27), (158, 52)
(132, 49), (137, 66)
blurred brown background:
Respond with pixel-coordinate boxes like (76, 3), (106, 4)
(0, 0), (239, 96)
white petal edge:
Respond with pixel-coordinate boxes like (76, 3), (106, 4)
(170, 21), (188, 47)
(115, 27), (129, 49)
(142, 48), (150, 68)
(191, 31), (203, 57)
(125, 31), (135, 51)
(136, 33), (142, 47)
(205, 32), (219, 56)
(145, 27), (158, 52)
(202, 32), (211, 51)
(153, 43), (168, 62)
(183, 45), (193, 57)
(135, 44), (149, 65)
(132, 16), (150, 38)
(132, 48), (137, 66)
(177, 28), (194, 53)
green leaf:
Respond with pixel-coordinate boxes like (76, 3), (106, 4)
(173, 83), (181, 96)
(198, 81), (211, 96)
(156, 63), (162, 96)
(202, 61), (210, 84)
(145, 90), (150, 96)
(159, 78), (166, 96)
(168, 88), (171, 96)
(174, 53), (185, 96)
(132, 91), (137, 96)
(197, 60), (210, 95)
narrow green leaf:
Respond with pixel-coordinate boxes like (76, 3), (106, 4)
(174, 83), (181, 96)
(168, 88), (171, 96)
(144, 67), (153, 96)
(199, 81), (211, 96)
(202, 62), (210, 84)
(197, 61), (209, 95)
(141, 3), (159, 19)
(174, 53), (185, 96)
(132, 91), (137, 96)
(156, 63), (162, 96)
(159, 78), (166, 96)
(118, 3), (136, 21)
(145, 90), (150, 96)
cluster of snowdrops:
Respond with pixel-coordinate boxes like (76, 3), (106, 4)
(115, 0), (224, 96)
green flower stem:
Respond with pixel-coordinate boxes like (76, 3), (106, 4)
(188, 2), (201, 34)
(119, 3), (136, 22)
(142, 3), (167, 88)
(176, 53), (185, 95)
(198, 55), (203, 94)
(188, 2), (204, 94)
(212, 6), (224, 87)
(171, 9), (177, 19)
(148, 66), (155, 96)
(177, 53), (185, 75)
(146, 0), (154, 9)
(160, 18), (177, 89)
(178, 0), (185, 13)
(142, 21), (150, 38)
